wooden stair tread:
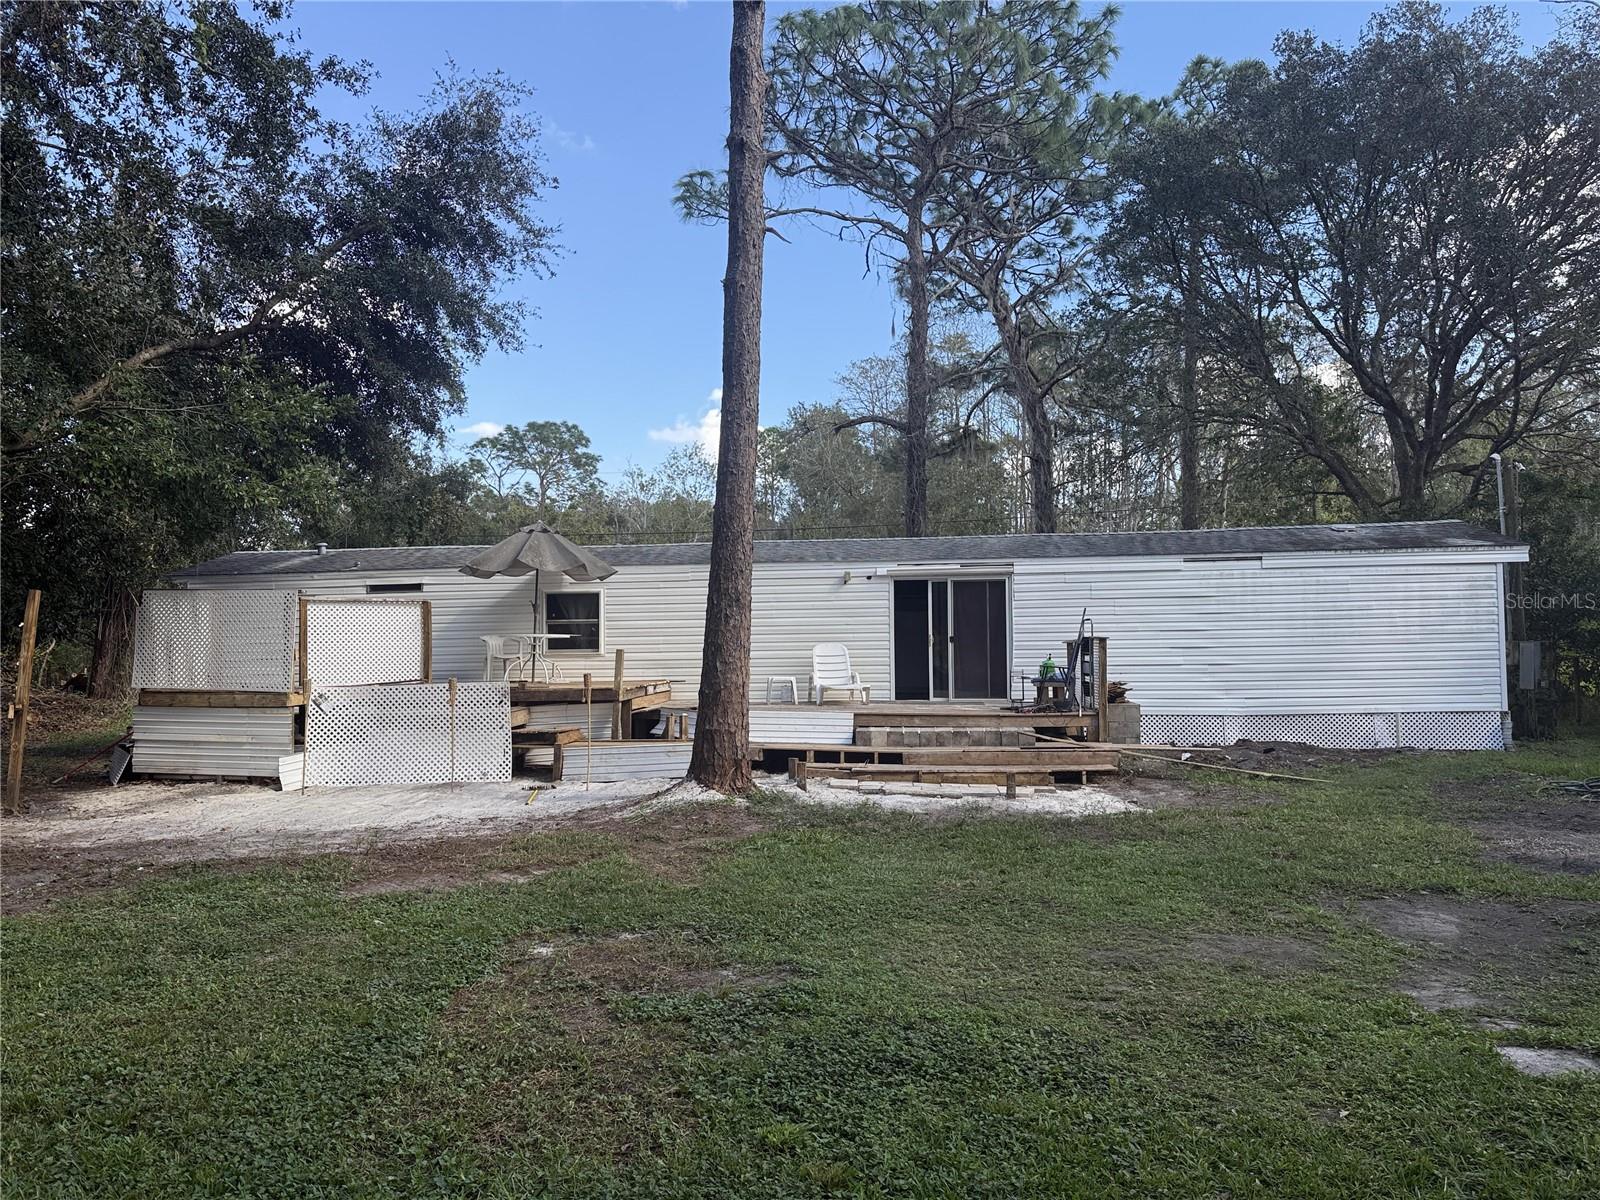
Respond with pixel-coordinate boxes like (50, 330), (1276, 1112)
(899, 749), (1117, 766)
(808, 761), (1118, 777)
(511, 726), (585, 746)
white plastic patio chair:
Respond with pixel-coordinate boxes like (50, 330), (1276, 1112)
(480, 635), (533, 682)
(809, 642), (870, 704)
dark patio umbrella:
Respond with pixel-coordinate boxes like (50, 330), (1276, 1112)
(459, 523), (617, 650)
(458, 521), (616, 582)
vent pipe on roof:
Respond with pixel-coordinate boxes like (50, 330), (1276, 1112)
(314, 542), (328, 555)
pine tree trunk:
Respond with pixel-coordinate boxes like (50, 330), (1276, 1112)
(689, 0), (766, 794)
(991, 299), (1056, 534)
(902, 219), (931, 538)
(87, 584), (135, 699)
(1023, 382), (1057, 534)
(1179, 237), (1202, 530)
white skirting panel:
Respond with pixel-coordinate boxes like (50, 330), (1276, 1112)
(515, 703), (615, 741)
(575, 741), (693, 782)
(1140, 711), (1506, 751)
(304, 682), (511, 786)
(662, 706), (856, 747)
(133, 705), (298, 778)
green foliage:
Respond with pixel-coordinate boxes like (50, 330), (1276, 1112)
(469, 421), (603, 518)
(1, 0), (557, 641)
(1109, 3), (1600, 518)
(4, 745), (1599, 1194)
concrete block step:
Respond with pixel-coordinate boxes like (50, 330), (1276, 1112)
(899, 748), (1120, 768)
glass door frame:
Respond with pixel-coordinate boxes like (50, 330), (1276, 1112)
(890, 575), (1012, 701)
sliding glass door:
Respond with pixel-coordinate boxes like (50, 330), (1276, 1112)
(892, 578), (1008, 700)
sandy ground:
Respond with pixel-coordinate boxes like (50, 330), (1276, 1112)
(2, 773), (1146, 861)
(790, 777), (1142, 817)
(2, 777), (717, 858)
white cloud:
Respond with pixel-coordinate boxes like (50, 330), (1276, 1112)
(460, 420), (504, 439)
(649, 388), (723, 459)
(547, 122), (597, 153)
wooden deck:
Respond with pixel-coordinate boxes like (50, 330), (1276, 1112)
(135, 689), (307, 707)
(508, 679), (672, 706)
(663, 700), (1101, 738)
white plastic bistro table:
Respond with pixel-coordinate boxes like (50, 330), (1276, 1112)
(523, 632), (572, 683)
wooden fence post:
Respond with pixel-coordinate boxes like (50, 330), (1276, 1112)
(447, 676), (459, 789)
(6, 589), (42, 813)
(583, 672), (593, 790)
(611, 648), (625, 741)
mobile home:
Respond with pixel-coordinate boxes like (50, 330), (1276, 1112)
(173, 520), (1526, 750)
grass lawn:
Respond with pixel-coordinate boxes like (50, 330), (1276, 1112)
(4, 741), (1599, 1197)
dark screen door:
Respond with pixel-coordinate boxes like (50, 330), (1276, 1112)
(893, 579), (930, 700)
(952, 579), (1008, 699)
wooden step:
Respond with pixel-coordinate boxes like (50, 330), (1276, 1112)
(821, 762), (1118, 778)
(791, 760), (1087, 795)
(511, 726), (584, 747)
(899, 748), (1119, 768)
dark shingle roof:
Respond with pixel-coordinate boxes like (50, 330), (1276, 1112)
(172, 520), (1522, 578)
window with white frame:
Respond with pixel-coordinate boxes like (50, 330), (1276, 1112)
(544, 591), (601, 651)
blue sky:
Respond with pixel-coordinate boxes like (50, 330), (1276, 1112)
(289, 1), (1566, 482)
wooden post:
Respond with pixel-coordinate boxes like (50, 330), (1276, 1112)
(301, 678), (312, 794)
(583, 672), (593, 791)
(297, 595), (310, 692)
(5, 589), (42, 813)
(421, 601), (433, 682)
(611, 648), (625, 741)
(447, 676), (458, 789)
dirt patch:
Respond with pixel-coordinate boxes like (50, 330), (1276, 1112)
(341, 867), (553, 897)
(452, 930), (797, 1034)
(1185, 932), (1327, 974)
(1102, 775), (1266, 812)
(436, 931), (797, 1155)
(1495, 1046), (1600, 1078)
(616, 798), (773, 883)
(5, 795), (775, 912)
(1353, 893), (1600, 1019)
(1137, 741), (1413, 775)
(1433, 774), (1600, 876)
(1, 839), (262, 915)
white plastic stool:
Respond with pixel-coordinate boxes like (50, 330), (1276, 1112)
(765, 675), (799, 704)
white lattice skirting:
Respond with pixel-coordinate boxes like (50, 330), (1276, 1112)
(303, 599), (427, 686)
(304, 682), (511, 786)
(133, 590), (298, 692)
(1140, 711), (1507, 751)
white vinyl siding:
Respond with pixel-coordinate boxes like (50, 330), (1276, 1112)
(1012, 551), (1508, 713)
(182, 547), (1510, 719)
(186, 561), (893, 695)
(133, 706), (298, 777)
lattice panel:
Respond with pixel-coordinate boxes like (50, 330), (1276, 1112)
(1141, 711), (1504, 750)
(304, 600), (427, 687)
(303, 682), (510, 787)
(1397, 712), (1506, 750)
(1140, 713), (1227, 746)
(132, 590), (297, 691)
(1222, 713), (1398, 749)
